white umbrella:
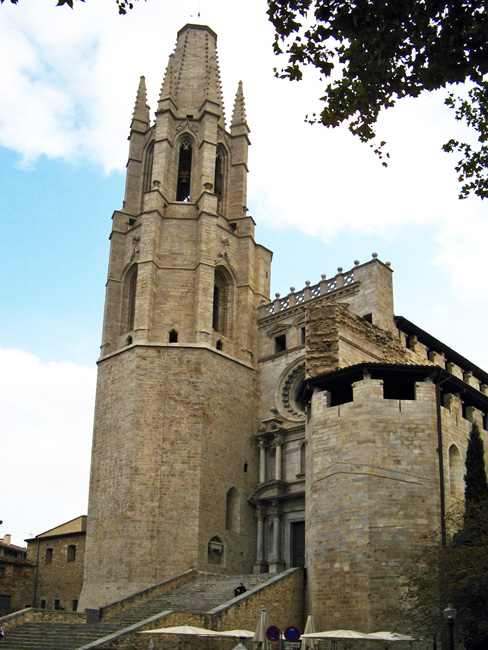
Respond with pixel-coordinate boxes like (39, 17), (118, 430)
(216, 630), (255, 638)
(367, 632), (416, 642)
(301, 630), (372, 649)
(253, 608), (268, 650)
(140, 625), (217, 635)
(303, 615), (317, 650)
(301, 630), (371, 640)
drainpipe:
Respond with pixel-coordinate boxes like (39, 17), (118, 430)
(435, 371), (451, 547)
(32, 537), (40, 608)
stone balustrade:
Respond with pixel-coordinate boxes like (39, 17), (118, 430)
(258, 267), (357, 319)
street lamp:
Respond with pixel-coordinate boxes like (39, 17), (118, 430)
(443, 603), (457, 650)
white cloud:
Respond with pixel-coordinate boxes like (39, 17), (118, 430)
(0, 348), (95, 545)
(433, 210), (488, 300)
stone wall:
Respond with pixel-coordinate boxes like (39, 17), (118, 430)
(80, 345), (260, 610)
(306, 377), (441, 631)
(101, 568), (304, 650)
(1, 608), (84, 632)
(27, 533), (86, 611)
(0, 561), (34, 615)
(306, 302), (408, 379)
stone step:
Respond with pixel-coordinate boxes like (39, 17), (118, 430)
(2, 572), (274, 650)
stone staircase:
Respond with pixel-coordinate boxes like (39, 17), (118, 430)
(0, 573), (273, 650)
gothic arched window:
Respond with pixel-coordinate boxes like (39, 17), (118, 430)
(214, 146), (226, 206)
(212, 267), (233, 335)
(125, 265), (138, 333)
(176, 136), (193, 202)
(143, 141), (154, 194)
(214, 149), (223, 198)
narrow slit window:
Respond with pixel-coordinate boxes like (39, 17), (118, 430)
(212, 269), (229, 335)
(143, 141), (154, 194)
(213, 285), (220, 331)
(176, 137), (192, 202)
(214, 149), (223, 200)
(127, 267), (137, 332)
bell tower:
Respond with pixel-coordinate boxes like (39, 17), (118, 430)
(79, 24), (272, 609)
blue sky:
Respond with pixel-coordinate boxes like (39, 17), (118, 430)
(1, 0), (487, 544)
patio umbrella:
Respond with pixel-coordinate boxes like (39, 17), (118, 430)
(140, 625), (217, 635)
(216, 630), (255, 638)
(301, 630), (372, 650)
(253, 608), (268, 650)
(302, 615), (317, 650)
(301, 630), (371, 640)
(367, 632), (416, 643)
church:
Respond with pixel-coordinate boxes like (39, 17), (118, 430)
(78, 23), (488, 632)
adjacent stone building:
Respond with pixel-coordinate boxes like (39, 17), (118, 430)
(78, 23), (488, 632)
(0, 535), (35, 615)
(26, 516), (86, 612)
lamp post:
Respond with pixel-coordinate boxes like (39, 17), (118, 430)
(443, 603), (457, 650)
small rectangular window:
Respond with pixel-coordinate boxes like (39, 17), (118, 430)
(45, 548), (53, 564)
(0, 594), (11, 609)
(0, 567), (5, 578)
(72, 599), (78, 612)
(300, 326), (306, 345)
(40, 599), (46, 609)
(67, 545), (76, 563)
(274, 334), (286, 353)
(54, 599), (60, 610)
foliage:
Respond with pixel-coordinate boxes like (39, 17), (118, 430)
(398, 531), (488, 649)
(267, 0), (488, 195)
(393, 423), (488, 650)
(443, 82), (488, 200)
(457, 421), (488, 543)
(0, 0), (141, 14)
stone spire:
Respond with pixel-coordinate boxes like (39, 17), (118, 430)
(158, 53), (175, 108)
(160, 24), (225, 122)
(131, 75), (150, 132)
(231, 81), (247, 129)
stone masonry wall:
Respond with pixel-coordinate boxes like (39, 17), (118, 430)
(80, 344), (259, 610)
(0, 561), (34, 615)
(306, 302), (408, 379)
(29, 534), (85, 611)
(306, 377), (440, 631)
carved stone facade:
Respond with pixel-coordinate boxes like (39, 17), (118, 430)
(79, 22), (488, 633)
